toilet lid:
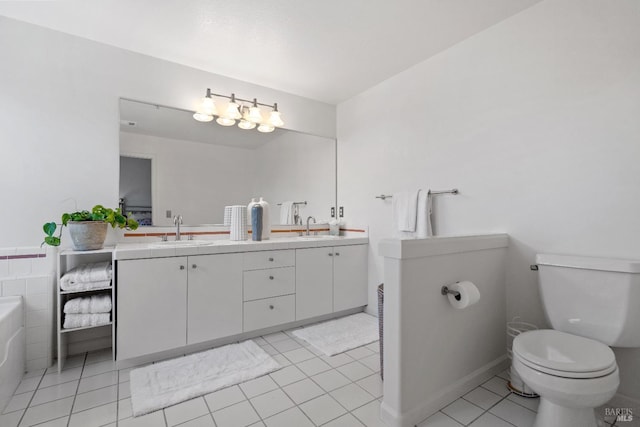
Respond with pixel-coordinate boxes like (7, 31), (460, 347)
(513, 330), (616, 377)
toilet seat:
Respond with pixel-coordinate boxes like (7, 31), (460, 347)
(513, 330), (617, 379)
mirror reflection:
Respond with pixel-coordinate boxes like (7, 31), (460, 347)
(118, 98), (336, 226)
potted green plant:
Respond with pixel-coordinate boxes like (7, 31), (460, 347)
(43, 204), (139, 251)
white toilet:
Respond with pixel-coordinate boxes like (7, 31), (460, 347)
(513, 254), (640, 427)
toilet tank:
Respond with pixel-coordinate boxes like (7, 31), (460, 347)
(536, 254), (640, 348)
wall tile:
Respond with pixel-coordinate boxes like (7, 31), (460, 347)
(26, 309), (49, 327)
(26, 293), (49, 311)
(2, 279), (27, 297)
(27, 357), (51, 371)
(0, 260), (8, 278)
(9, 258), (32, 276)
(27, 342), (47, 361)
(27, 277), (51, 295)
(27, 326), (48, 345)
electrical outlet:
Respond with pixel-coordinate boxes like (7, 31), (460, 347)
(331, 207), (335, 218)
(339, 206), (344, 218)
(166, 210), (172, 218)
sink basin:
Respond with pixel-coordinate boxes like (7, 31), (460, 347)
(149, 240), (211, 248)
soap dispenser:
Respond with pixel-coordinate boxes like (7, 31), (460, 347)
(247, 198), (258, 224)
(258, 197), (270, 239)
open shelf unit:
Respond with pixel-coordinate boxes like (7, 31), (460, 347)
(57, 247), (116, 373)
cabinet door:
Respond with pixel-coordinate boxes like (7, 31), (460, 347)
(187, 253), (243, 345)
(333, 245), (368, 312)
(296, 247), (333, 320)
(117, 257), (187, 360)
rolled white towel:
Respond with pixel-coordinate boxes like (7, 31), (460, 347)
(60, 262), (112, 287)
(64, 294), (112, 314)
(60, 279), (112, 292)
(63, 313), (111, 329)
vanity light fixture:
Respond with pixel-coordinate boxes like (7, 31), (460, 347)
(193, 88), (284, 132)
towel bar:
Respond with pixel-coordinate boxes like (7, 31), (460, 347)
(376, 189), (459, 200)
(276, 201), (307, 206)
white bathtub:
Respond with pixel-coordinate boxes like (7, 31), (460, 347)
(0, 296), (25, 413)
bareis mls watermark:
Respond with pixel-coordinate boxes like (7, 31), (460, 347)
(605, 408), (634, 422)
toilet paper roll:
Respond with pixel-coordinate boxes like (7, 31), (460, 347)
(447, 280), (480, 309)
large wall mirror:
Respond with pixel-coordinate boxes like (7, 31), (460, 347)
(118, 98), (336, 227)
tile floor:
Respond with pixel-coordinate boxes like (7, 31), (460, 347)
(0, 327), (623, 427)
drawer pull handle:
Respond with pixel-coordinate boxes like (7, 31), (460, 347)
(179, 265), (185, 270)
(269, 305), (274, 310)
(269, 276), (274, 280)
(328, 253), (333, 256)
(335, 252), (340, 256)
(268, 257), (274, 262)
(192, 264), (197, 269)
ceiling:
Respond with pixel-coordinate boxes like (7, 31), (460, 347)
(119, 99), (283, 150)
(0, 0), (542, 104)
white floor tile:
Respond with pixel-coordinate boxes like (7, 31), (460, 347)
(323, 412), (366, 427)
(20, 396), (74, 426)
(68, 401), (117, 427)
(34, 416), (69, 426)
(31, 380), (79, 406)
(258, 344), (279, 356)
(81, 360), (117, 378)
(119, 410), (166, 427)
(351, 400), (387, 427)
(72, 384), (117, 413)
(177, 414), (216, 427)
(417, 412), (464, 427)
(296, 357), (332, 376)
(321, 353), (354, 368)
(262, 332), (289, 344)
(356, 374), (383, 399)
(204, 385), (246, 412)
(330, 383), (375, 411)
(271, 354), (291, 367)
(336, 361), (374, 381)
(163, 397), (209, 426)
(469, 412), (516, 427)
(282, 347), (316, 364)
(496, 369), (511, 381)
(299, 394), (347, 425)
(365, 342), (380, 353)
(250, 389), (295, 419)
(264, 407), (314, 427)
(269, 365), (306, 387)
(253, 337), (267, 346)
(212, 400), (260, 427)
(77, 370), (118, 394)
(271, 338), (302, 353)
(359, 354), (381, 372)
(481, 377), (510, 397)
(345, 346), (375, 360)
(441, 398), (484, 425)
(463, 386), (503, 410)
(0, 410), (23, 427)
(85, 348), (113, 365)
(311, 369), (351, 392)
(119, 381), (131, 399)
(489, 399), (536, 427)
(2, 391), (34, 414)
(118, 398), (133, 420)
(14, 376), (41, 394)
(248, 422), (266, 427)
(39, 367), (82, 388)
(239, 375), (279, 398)
(282, 378), (325, 405)
(22, 369), (46, 379)
(507, 393), (540, 412)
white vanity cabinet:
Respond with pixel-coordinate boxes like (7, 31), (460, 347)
(117, 253), (243, 360)
(296, 244), (368, 320)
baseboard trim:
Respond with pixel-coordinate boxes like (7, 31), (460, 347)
(381, 355), (509, 427)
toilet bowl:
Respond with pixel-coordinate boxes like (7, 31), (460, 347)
(513, 330), (619, 427)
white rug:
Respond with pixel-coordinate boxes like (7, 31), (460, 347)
(129, 340), (281, 416)
(292, 313), (379, 356)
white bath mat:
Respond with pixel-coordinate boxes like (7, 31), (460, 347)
(292, 313), (379, 356)
(129, 340), (281, 416)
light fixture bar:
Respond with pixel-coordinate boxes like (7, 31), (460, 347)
(207, 90), (277, 110)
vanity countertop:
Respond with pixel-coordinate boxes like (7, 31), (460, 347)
(114, 235), (368, 260)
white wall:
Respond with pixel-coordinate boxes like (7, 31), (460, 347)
(337, 0), (640, 400)
(0, 16), (335, 248)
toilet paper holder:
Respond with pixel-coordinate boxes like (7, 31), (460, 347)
(441, 285), (461, 301)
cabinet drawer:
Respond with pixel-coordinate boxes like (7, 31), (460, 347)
(244, 295), (295, 331)
(243, 267), (295, 301)
(243, 250), (294, 270)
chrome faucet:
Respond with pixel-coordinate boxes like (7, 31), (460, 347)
(173, 215), (183, 241)
(306, 216), (316, 236)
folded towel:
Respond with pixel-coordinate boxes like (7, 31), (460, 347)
(415, 190), (433, 238)
(60, 279), (112, 292)
(64, 294), (112, 314)
(279, 201), (295, 225)
(61, 262), (112, 287)
(392, 190), (420, 232)
(63, 313), (110, 329)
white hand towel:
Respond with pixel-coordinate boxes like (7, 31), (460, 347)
(392, 190), (419, 232)
(60, 279), (112, 292)
(64, 294), (112, 314)
(60, 262), (112, 287)
(279, 201), (294, 225)
(63, 313), (110, 329)
(415, 190), (433, 238)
